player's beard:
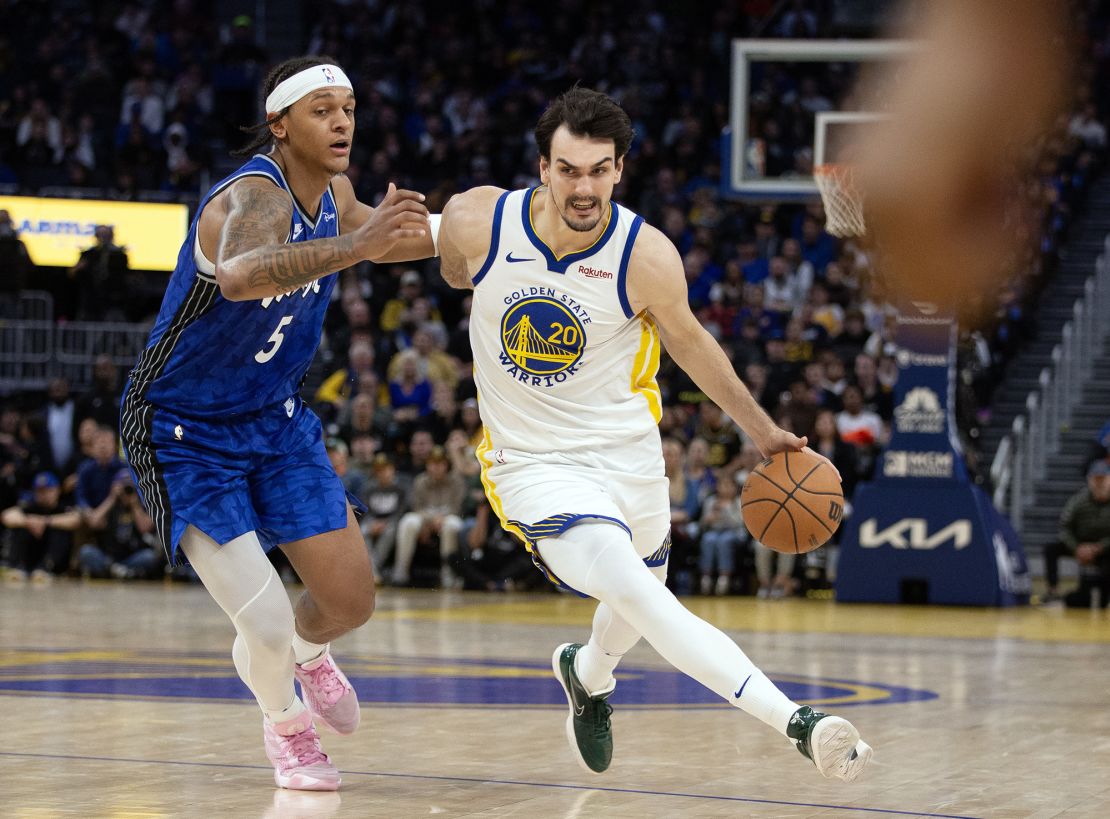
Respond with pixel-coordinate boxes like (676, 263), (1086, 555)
(560, 195), (604, 232)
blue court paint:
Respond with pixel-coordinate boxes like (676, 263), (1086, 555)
(0, 750), (980, 818)
(0, 648), (937, 708)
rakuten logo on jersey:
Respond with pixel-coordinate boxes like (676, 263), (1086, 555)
(859, 518), (972, 550)
(578, 265), (613, 280)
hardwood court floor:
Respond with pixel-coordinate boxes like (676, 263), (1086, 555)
(3, 581), (1109, 818)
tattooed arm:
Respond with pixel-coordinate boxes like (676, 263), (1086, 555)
(213, 177), (430, 301)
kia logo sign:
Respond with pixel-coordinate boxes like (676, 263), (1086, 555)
(859, 518), (972, 550)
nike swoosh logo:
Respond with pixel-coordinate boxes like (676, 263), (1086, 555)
(505, 252), (536, 263)
(575, 704), (585, 716)
(734, 674), (752, 699)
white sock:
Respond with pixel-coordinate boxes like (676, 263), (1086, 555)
(574, 639), (621, 693)
(266, 695), (308, 725)
(292, 631), (327, 666)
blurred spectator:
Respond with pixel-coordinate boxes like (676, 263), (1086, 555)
(362, 453), (408, 583)
(691, 402), (743, 472)
(663, 436), (700, 593)
(853, 353), (894, 420)
(386, 324), (458, 389)
(316, 339), (382, 424)
(380, 270), (439, 333)
(811, 408), (859, 500)
(68, 225), (130, 321)
(836, 385), (882, 479)
(0, 210), (33, 313)
(388, 349), (433, 424)
(326, 438), (369, 503)
(75, 427), (125, 513)
(41, 377), (78, 476)
(1042, 459), (1110, 607)
(76, 355), (122, 428)
(391, 446), (465, 588)
(698, 469), (745, 596)
(212, 15), (269, 145)
(2, 471), (81, 582)
(77, 468), (161, 580)
(1069, 103), (1107, 148)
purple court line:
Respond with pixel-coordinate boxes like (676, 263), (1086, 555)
(2, 750), (979, 818)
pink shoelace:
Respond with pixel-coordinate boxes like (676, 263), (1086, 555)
(283, 726), (329, 768)
(301, 660), (347, 707)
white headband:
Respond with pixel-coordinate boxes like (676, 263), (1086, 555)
(265, 64), (353, 115)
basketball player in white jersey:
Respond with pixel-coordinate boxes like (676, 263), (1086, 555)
(434, 88), (872, 781)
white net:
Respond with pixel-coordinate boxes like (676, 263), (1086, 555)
(814, 163), (867, 238)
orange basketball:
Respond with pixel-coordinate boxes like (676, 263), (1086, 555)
(740, 450), (844, 554)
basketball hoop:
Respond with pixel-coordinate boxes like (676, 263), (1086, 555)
(814, 163), (867, 238)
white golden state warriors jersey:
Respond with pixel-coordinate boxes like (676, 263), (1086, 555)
(470, 187), (662, 455)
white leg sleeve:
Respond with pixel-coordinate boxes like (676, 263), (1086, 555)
(180, 526), (302, 720)
(537, 522), (799, 736)
(573, 557), (668, 694)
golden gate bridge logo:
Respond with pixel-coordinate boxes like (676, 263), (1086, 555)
(500, 297), (586, 376)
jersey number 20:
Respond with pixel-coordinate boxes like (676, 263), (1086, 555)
(255, 316), (293, 363)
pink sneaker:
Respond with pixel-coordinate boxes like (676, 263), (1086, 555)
(263, 713), (340, 791)
(295, 650), (360, 735)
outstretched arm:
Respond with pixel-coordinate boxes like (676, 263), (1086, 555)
(214, 178), (429, 301)
(627, 227), (802, 458)
(437, 186), (507, 290)
(332, 174), (435, 264)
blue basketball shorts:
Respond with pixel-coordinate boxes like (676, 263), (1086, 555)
(120, 385), (363, 564)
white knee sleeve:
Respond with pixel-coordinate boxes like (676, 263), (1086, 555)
(180, 526), (298, 715)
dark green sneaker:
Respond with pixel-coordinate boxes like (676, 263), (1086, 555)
(786, 705), (872, 782)
(552, 643), (614, 774)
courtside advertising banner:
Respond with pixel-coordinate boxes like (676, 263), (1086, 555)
(0, 195), (188, 272)
(837, 302), (1030, 606)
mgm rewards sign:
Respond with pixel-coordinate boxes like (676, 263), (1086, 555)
(0, 195), (189, 272)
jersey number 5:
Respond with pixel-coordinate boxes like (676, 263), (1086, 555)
(255, 316), (293, 363)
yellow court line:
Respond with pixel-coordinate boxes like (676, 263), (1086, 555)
(376, 595), (1110, 644)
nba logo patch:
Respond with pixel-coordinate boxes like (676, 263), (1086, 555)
(284, 397), (296, 417)
(322, 67), (335, 84)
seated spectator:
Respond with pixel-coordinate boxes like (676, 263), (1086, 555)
(811, 409), (859, 501)
(362, 454), (408, 584)
(458, 397), (484, 448)
(77, 469), (162, 580)
(691, 402), (742, 473)
(75, 427), (126, 513)
(685, 436), (717, 506)
(2, 472), (81, 582)
(836, 386), (883, 480)
(315, 339), (382, 422)
(388, 350), (433, 424)
(386, 324), (458, 390)
(450, 500), (539, 592)
(854, 353), (895, 420)
(76, 355), (123, 429)
(698, 469), (745, 596)
(326, 438), (369, 503)
(391, 446), (465, 588)
(1043, 459), (1110, 607)
(664, 436), (701, 594)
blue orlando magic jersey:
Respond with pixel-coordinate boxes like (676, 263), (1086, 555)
(131, 155), (341, 417)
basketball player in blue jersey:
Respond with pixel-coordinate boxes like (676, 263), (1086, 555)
(121, 56), (437, 791)
(434, 88), (872, 782)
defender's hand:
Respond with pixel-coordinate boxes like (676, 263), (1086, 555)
(355, 183), (430, 260)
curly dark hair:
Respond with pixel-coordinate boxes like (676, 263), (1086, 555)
(231, 55), (341, 157)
